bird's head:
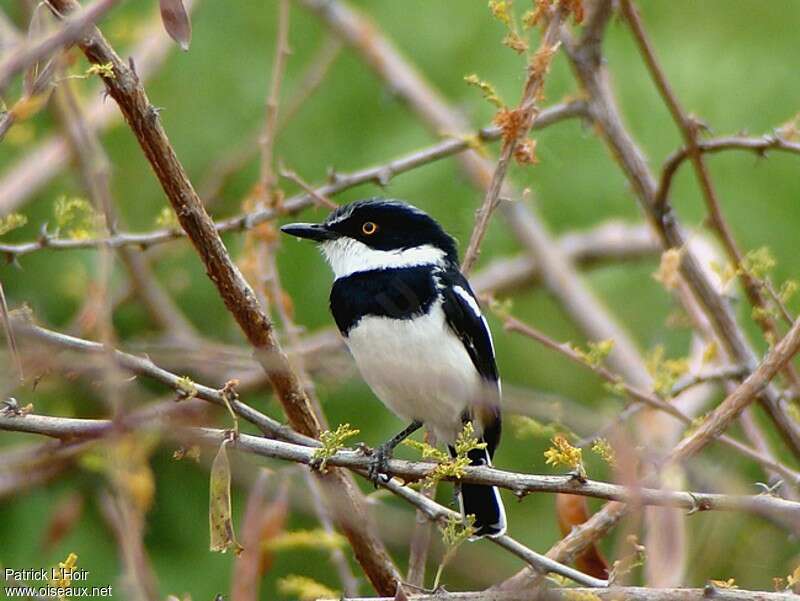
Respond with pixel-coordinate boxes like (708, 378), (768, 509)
(280, 198), (459, 278)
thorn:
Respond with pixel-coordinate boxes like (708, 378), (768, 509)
(754, 479), (783, 496)
(38, 222), (51, 245)
(1, 397), (21, 416)
(567, 468), (587, 484)
(128, 56), (138, 78)
(326, 166), (339, 184)
(375, 167), (392, 187)
(686, 494), (699, 515)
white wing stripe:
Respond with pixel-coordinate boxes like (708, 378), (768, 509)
(453, 285), (497, 356)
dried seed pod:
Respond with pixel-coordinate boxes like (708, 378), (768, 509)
(159, 0), (192, 51)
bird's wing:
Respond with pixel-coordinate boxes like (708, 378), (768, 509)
(439, 270), (499, 384)
(439, 269), (502, 455)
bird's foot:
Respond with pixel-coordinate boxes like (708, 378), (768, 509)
(367, 443), (393, 486)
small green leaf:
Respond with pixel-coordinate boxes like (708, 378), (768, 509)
(591, 438), (616, 467)
(544, 434), (585, 477)
(434, 514), (476, 589)
(53, 195), (99, 240)
(265, 529), (346, 552)
(572, 339), (614, 368)
(312, 423), (359, 471)
(464, 73), (504, 108)
(0, 213), (27, 237)
(175, 375), (197, 400)
(276, 575), (338, 601)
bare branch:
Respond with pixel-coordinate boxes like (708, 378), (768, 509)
(0, 0), (121, 95)
(562, 0), (800, 457)
(503, 315), (800, 487)
(0, 0), (199, 213)
(3, 414), (798, 529)
(324, 588), (798, 601)
(0, 280), (23, 382)
(259, 0), (290, 198)
(41, 1), (401, 590)
(657, 134), (800, 211)
(461, 5), (567, 273)
(672, 315), (800, 462)
(620, 0), (800, 391)
(0, 101), (584, 260)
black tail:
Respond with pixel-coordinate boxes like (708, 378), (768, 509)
(450, 444), (506, 539)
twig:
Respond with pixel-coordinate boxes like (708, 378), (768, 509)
(461, 5), (566, 273)
(0, 0), (200, 213)
(656, 134), (800, 214)
(620, 0), (800, 392)
(0, 279), (23, 382)
(43, 1), (401, 591)
(98, 490), (160, 601)
(305, 473), (361, 597)
(672, 315), (800, 462)
(279, 165), (338, 209)
(3, 416), (798, 531)
(502, 315), (800, 486)
(471, 221), (658, 296)
(322, 588), (799, 601)
(0, 101), (584, 260)
(0, 41), (60, 144)
(281, 35), (342, 124)
(669, 365), (749, 397)
(0, 0), (121, 94)
(406, 431), (437, 589)
(259, 0), (291, 199)
(503, 195), (653, 388)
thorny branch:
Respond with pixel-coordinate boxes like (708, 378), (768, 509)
(620, 0), (800, 391)
(0, 0), (121, 94)
(461, 3), (567, 273)
(656, 135), (800, 212)
(0, 0), (200, 212)
(563, 0), (800, 458)
(503, 315), (800, 487)
(3, 0), (800, 596)
(325, 589), (798, 601)
(0, 101), (585, 261)
(6, 413), (795, 526)
(42, 0), (401, 592)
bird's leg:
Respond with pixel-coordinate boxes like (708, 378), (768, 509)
(368, 420), (423, 484)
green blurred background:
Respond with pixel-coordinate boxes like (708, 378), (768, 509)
(1, 0), (799, 598)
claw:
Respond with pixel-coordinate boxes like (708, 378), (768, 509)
(367, 443), (393, 486)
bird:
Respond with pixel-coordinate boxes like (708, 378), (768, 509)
(281, 197), (506, 539)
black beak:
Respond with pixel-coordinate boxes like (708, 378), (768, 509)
(280, 222), (338, 242)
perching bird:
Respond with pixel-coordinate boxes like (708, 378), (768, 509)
(281, 198), (506, 538)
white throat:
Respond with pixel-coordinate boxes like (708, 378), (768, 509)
(321, 237), (447, 279)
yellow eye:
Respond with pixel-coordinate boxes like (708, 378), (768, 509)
(362, 221), (378, 235)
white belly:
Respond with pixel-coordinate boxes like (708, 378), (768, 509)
(344, 302), (481, 444)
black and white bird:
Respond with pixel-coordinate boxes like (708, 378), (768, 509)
(281, 198), (506, 538)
